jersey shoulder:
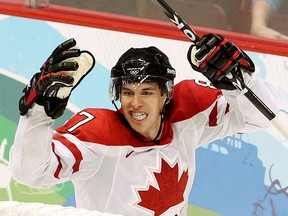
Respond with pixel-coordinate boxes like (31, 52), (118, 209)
(56, 108), (128, 145)
(55, 108), (163, 147)
(170, 79), (222, 122)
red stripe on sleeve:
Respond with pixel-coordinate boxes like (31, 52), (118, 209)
(225, 104), (230, 114)
(54, 135), (83, 174)
(209, 102), (218, 126)
(52, 142), (62, 179)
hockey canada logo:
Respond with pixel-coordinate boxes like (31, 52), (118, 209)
(134, 156), (188, 216)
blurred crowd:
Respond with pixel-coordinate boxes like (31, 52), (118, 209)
(37, 0), (287, 41)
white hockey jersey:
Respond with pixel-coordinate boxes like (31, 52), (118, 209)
(10, 75), (278, 216)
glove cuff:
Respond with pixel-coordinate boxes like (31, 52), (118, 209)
(36, 97), (69, 119)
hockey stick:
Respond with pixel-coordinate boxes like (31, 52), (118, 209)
(150, 0), (288, 140)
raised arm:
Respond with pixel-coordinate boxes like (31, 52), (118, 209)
(10, 39), (95, 188)
(187, 33), (279, 134)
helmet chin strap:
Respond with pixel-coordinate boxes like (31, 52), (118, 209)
(154, 98), (170, 143)
(112, 99), (167, 144)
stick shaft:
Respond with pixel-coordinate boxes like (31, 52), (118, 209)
(271, 115), (288, 140)
(151, 0), (200, 42)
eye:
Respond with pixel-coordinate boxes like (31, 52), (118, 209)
(142, 91), (153, 96)
(122, 90), (134, 96)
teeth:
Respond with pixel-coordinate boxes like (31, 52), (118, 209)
(132, 112), (146, 121)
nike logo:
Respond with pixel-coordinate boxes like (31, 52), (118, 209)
(126, 150), (134, 158)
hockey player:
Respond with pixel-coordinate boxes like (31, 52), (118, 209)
(10, 34), (278, 216)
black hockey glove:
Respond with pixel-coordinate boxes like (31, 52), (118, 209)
(19, 38), (95, 119)
(187, 33), (255, 90)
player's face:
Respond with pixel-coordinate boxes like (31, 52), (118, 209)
(120, 82), (167, 141)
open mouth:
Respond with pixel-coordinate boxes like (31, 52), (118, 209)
(131, 112), (147, 121)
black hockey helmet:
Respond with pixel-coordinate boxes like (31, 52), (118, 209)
(109, 46), (176, 101)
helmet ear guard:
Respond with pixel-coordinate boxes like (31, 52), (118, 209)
(109, 46), (176, 102)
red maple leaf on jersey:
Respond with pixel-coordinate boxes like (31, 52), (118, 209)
(137, 157), (189, 216)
